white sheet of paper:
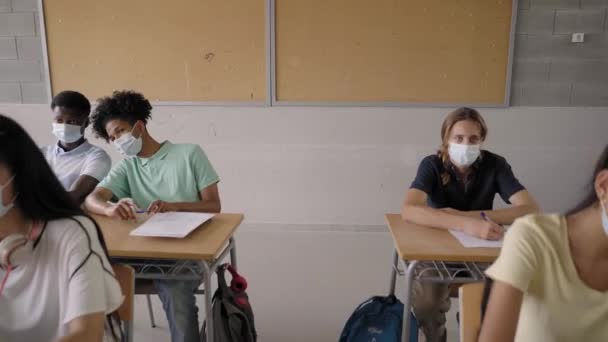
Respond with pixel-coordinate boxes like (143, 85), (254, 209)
(130, 212), (215, 238)
(449, 229), (503, 248)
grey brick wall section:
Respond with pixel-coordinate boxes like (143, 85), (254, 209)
(517, 10), (556, 34)
(21, 82), (46, 103)
(511, 0), (608, 106)
(0, 83), (21, 103)
(0, 37), (17, 59)
(0, 0), (11, 12)
(581, 0), (608, 8)
(0, 0), (48, 104)
(11, 0), (37, 12)
(17, 36), (42, 60)
(555, 10), (607, 34)
(532, 0), (580, 9)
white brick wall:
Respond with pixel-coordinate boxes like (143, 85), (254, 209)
(0, 0), (47, 103)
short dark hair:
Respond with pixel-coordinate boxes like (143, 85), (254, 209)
(91, 90), (152, 141)
(50, 90), (91, 118)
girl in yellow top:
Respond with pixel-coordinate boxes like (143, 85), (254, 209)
(479, 145), (608, 342)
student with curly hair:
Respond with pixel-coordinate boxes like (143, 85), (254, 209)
(85, 90), (221, 342)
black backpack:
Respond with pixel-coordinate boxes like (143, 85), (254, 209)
(202, 264), (257, 342)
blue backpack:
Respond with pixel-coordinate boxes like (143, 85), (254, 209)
(339, 295), (418, 342)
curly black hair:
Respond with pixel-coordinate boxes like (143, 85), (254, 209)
(51, 90), (91, 118)
(91, 90), (152, 141)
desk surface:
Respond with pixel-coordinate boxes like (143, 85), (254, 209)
(94, 213), (244, 261)
(386, 214), (500, 262)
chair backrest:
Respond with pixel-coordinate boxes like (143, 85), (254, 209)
(112, 264), (135, 322)
(459, 282), (484, 342)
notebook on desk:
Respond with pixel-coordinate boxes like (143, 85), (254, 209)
(130, 212), (215, 238)
(449, 227), (508, 248)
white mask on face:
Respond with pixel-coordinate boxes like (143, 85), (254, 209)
(113, 126), (143, 157)
(52, 123), (83, 144)
(0, 175), (16, 217)
(601, 201), (608, 237)
(448, 143), (481, 167)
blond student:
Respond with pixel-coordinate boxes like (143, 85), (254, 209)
(401, 107), (539, 341)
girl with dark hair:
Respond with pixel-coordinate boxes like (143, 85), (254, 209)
(479, 146), (608, 341)
(400, 107), (539, 342)
(0, 114), (122, 342)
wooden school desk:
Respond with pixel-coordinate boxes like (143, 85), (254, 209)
(93, 213), (244, 342)
(385, 214), (500, 342)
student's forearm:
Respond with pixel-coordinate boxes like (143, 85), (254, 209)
(453, 205), (539, 225)
(174, 200), (221, 213)
(84, 193), (112, 215)
(401, 205), (472, 231)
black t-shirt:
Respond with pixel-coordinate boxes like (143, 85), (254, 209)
(410, 151), (525, 210)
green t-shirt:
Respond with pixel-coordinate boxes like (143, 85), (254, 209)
(98, 141), (219, 209)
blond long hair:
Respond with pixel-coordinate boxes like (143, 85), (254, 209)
(438, 107), (488, 185)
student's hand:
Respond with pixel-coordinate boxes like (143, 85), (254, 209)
(464, 219), (504, 241)
(104, 199), (137, 220)
(147, 200), (178, 214)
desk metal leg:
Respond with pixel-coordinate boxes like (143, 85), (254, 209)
(124, 320), (133, 342)
(401, 260), (418, 342)
(229, 237), (237, 270)
(201, 261), (214, 342)
(389, 249), (398, 296)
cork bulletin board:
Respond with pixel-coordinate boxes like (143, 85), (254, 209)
(43, 0), (266, 102)
(275, 0), (515, 105)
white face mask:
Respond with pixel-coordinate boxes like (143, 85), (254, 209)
(448, 143), (481, 167)
(601, 201), (608, 237)
(0, 175), (16, 217)
(113, 127), (143, 157)
(52, 123), (83, 144)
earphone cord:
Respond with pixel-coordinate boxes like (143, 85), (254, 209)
(0, 265), (12, 297)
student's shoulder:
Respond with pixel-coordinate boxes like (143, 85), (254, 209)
(40, 145), (54, 157)
(507, 213), (565, 248)
(171, 142), (204, 153)
(418, 154), (443, 170)
(169, 143), (208, 160)
(43, 215), (99, 247)
(85, 143), (111, 159)
(481, 150), (509, 166)
(420, 154), (442, 165)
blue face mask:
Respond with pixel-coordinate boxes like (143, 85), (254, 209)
(0, 176), (16, 217)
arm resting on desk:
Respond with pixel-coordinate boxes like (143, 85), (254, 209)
(85, 187), (114, 215)
(442, 190), (540, 225)
(68, 175), (101, 205)
(478, 280), (523, 342)
(402, 189), (476, 231)
(147, 183), (221, 214)
(84, 187), (137, 220)
(401, 189), (504, 240)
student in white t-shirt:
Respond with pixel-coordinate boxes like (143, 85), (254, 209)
(0, 114), (123, 342)
(479, 145), (608, 342)
(42, 91), (111, 204)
